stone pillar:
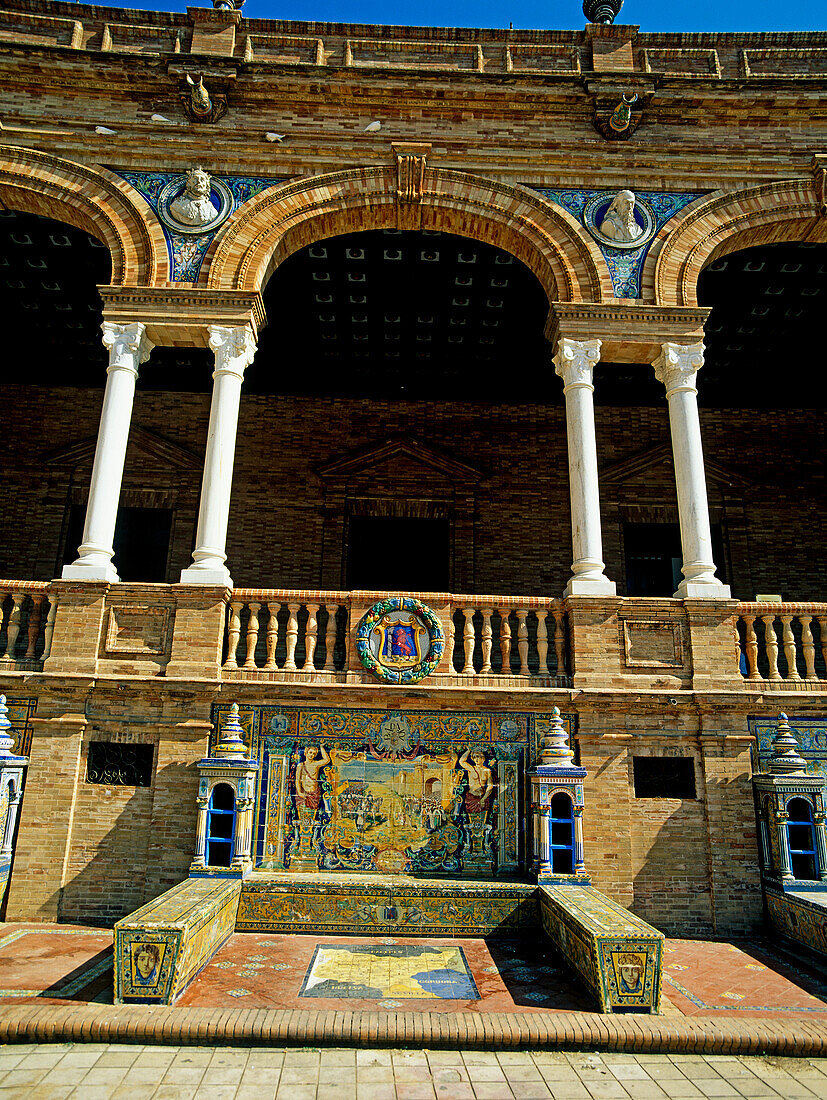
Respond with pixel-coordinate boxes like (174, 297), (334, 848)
(814, 810), (827, 881)
(652, 343), (730, 598)
(774, 809), (793, 879)
(573, 806), (586, 873)
(192, 796), (209, 868)
(62, 322), (154, 582)
(553, 338), (616, 596)
(181, 325), (257, 586)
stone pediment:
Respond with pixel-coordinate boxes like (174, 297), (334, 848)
(600, 442), (751, 489)
(316, 436), (485, 486)
(42, 425), (201, 471)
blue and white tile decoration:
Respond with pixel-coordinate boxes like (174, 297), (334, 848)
(531, 188), (703, 298)
(117, 171), (285, 282)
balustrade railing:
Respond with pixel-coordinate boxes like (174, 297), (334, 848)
(222, 590), (349, 676)
(221, 590), (570, 685)
(736, 603), (827, 685)
(447, 598), (569, 683)
(0, 582), (56, 667)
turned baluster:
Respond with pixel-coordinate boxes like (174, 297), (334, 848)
(0, 595), (8, 659)
(516, 609), (530, 676)
(447, 610), (456, 673)
(25, 594), (44, 659)
(243, 602), (260, 670)
(303, 603), (319, 671)
(480, 608), (493, 674)
(461, 607), (476, 676)
(744, 615), (760, 679)
(264, 601), (280, 670)
(779, 614), (801, 681)
(819, 617), (827, 681)
(323, 604), (339, 672)
(2, 594), (24, 662)
(762, 614), (781, 681)
(537, 610), (549, 675)
(283, 602), (300, 671)
(41, 595), (59, 661)
(224, 600), (243, 670)
(552, 606), (566, 676)
(499, 609), (512, 674)
(800, 615), (816, 680)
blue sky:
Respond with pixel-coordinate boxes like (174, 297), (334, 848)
(99, 0), (825, 33)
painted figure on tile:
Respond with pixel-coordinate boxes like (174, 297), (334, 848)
(617, 952), (644, 995)
(170, 167), (218, 227)
(295, 743), (330, 814)
(598, 190), (643, 244)
(132, 942), (161, 986)
(289, 743), (331, 871)
(457, 747), (496, 867)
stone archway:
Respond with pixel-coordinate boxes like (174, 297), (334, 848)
(202, 165), (613, 314)
(644, 178), (826, 306)
(0, 145), (166, 285)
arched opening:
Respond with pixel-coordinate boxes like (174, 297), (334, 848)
(786, 797), (818, 881)
(205, 783), (236, 868)
(548, 791), (575, 875)
(0, 208), (209, 585)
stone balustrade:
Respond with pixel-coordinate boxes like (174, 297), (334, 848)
(0, 582), (55, 668)
(223, 590), (348, 677)
(736, 603), (827, 685)
(446, 599), (569, 684)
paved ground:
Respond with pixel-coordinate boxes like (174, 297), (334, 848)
(2, 924), (826, 1020)
(1, 1044), (827, 1100)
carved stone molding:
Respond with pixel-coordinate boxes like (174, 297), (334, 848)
(98, 286), (266, 346)
(553, 338), (601, 391)
(652, 341), (705, 397)
(548, 301), (709, 364)
(392, 142), (431, 204)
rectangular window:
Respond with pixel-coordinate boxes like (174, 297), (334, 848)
(62, 504), (173, 583)
(86, 741), (154, 787)
(346, 516), (450, 591)
(624, 522), (726, 597)
(633, 756), (696, 799)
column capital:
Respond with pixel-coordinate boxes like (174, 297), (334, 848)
(207, 324), (257, 379)
(101, 321), (154, 374)
(652, 342), (704, 397)
(553, 338), (602, 392)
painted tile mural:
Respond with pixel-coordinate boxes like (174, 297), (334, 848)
(210, 705), (572, 880)
(298, 943), (479, 1000)
(750, 717), (827, 779)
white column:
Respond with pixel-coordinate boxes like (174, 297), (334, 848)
(652, 343), (731, 598)
(62, 322), (154, 582)
(553, 338), (616, 596)
(180, 325), (256, 586)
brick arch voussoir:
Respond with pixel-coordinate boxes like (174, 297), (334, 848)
(203, 166), (610, 306)
(650, 180), (822, 307)
(0, 146), (160, 286)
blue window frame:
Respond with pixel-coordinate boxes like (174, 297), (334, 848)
(549, 792), (575, 875)
(206, 783), (235, 868)
(787, 798), (818, 880)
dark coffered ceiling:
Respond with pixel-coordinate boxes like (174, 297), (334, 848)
(0, 210), (823, 409)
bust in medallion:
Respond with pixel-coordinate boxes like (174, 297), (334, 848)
(598, 190), (644, 244)
(169, 168), (218, 228)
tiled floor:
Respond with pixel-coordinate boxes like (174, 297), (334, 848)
(1, 1044), (827, 1100)
(1, 922), (825, 1019)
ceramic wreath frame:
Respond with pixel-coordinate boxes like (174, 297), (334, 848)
(355, 597), (445, 684)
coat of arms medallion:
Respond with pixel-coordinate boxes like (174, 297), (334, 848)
(355, 598), (444, 684)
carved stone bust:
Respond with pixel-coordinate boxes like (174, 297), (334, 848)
(598, 189), (644, 244)
(169, 168), (218, 228)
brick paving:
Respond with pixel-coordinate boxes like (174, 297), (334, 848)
(1, 1044), (827, 1100)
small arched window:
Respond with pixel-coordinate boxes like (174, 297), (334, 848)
(549, 792), (575, 875)
(206, 784), (235, 868)
(787, 798), (818, 881)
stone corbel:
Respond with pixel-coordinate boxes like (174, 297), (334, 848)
(392, 142), (431, 204)
(813, 154), (827, 217)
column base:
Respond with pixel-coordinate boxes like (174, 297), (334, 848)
(565, 576), (617, 596)
(675, 580), (732, 598)
(61, 561), (119, 583)
(180, 565), (233, 586)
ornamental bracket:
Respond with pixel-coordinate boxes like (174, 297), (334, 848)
(392, 142), (431, 204)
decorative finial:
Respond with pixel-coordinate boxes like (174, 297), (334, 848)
(213, 0), (243, 9)
(583, 0), (624, 24)
(0, 695), (14, 757)
(539, 707), (576, 769)
(214, 703), (248, 758)
(769, 713), (808, 776)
